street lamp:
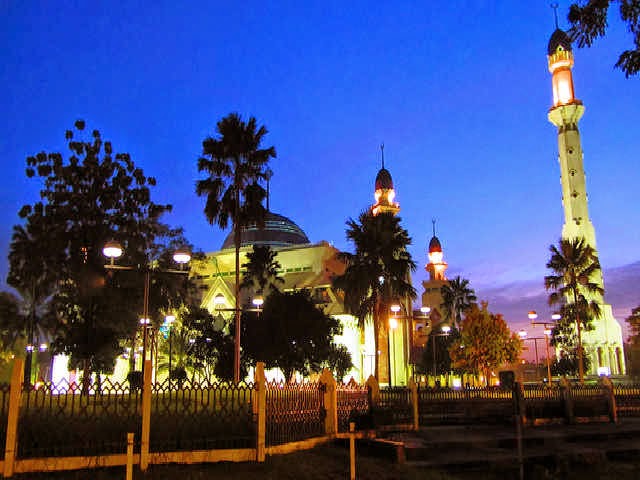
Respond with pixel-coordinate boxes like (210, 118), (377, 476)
(388, 316), (398, 387)
(431, 325), (451, 381)
(103, 241), (190, 383)
(530, 311), (560, 384)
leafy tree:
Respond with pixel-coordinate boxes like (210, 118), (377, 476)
(449, 304), (522, 386)
(12, 120), (178, 390)
(332, 211), (416, 380)
(242, 290), (343, 381)
(196, 113), (276, 382)
(440, 276), (477, 327)
(419, 325), (461, 378)
(0, 292), (25, 365)
(240, 245), (284, 299)
(323, 344), (354, 382)
(544, 237), (603, 383)
(625, 306), (640, 376)
(568, 0), (640, 77)
(551, 348), (592, 377)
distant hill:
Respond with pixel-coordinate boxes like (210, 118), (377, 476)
(476, 261), (640, 339)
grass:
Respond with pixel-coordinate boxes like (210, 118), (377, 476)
(12, 444), (640, 480)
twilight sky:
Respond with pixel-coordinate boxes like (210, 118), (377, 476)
(1, 1), (638, 335)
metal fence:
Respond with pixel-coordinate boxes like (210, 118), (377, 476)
(614, 384), (640, 417)
(417, 386), (514, 425)
(376, 387), (412, 425)
(265, 381), (325, 446)
(522, 384), (564, 421)
(0, 382), (10, 460)
(337, 383), (369, 432)
(150, 379), (255, 451)
(570, 384), (610, 418)
(18, 379), (141, 458)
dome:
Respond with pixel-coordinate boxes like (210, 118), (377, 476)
(375, 168), (394, 190)
(428, 235), (442, 253)
(547, 28), (572, 55)
(221, 212), (310, 249)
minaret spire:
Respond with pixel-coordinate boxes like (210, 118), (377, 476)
(546, 22), (626, 375)
(380, 143), (385, 169)
(371, 144), (399, 216)
(551, 2), (559, 29)
(432, 219), (436, 237)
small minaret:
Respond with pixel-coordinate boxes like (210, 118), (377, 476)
(546, 23), (625, 375)
(426, 220), (448, 281)
(422, 221), (448, 328)
(371, 144), (400, 216)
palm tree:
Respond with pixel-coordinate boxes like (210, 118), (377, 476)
(241, 245), (284, 300)
(440, 276), (477, 327)
(332, 211), (416, 380)
(544, 237), (603, 383)
(196, 113), (276, 383)
(7, 221), (57, 386)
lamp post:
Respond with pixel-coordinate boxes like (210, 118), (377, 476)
(529, 311), (560, 384)
(431, 325), (451, 381)
(164, 315), (175, 380)
(103, 241), (190, 384)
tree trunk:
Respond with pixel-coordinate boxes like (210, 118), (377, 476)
(373, 296), (380, 380)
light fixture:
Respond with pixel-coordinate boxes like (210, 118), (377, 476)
(165, 315), (176, 325)
(528, 311), (538, 320)
(213, 294), (226, 307)
(139, 318), (151, 325)
(544, 328), (553, 336)
(390, 304), (401, 314)
(252, 296), (264, 308)
(103, 240), (123, 263)
(518, 329), (528, 339)
(420, 306), (431, 314)
(551, 313), (561, 321)
(173, 249), (191, 265)
(441, 325), (451, 334)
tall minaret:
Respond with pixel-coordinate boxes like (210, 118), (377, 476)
(371, 144), (400, 216)
(546, 25), (625, 375)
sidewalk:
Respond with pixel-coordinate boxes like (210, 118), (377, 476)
(383, 418), (640, 470)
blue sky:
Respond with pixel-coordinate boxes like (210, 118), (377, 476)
(1, 1), (638, 333)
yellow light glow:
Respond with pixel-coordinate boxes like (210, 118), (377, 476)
(387, 190), (395, 203)
(173, 249), (191, 264)
(103, 241), (123, 259)
(389, 317), (398, 329)
(429, 251), (443, 263)
(528, 311), (538, 320)
(390, 304), (401, 313)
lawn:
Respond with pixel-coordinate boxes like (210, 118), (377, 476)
(13, 445), (640, 480)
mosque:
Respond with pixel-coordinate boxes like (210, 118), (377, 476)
(188, 21), (626, 383)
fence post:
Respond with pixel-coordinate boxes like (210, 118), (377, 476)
(559, 376), (574, 424)
(365, 375), (379, 409)
(140, 359), (152, 471)
(409, 379), (419, 430)
(255, 362), (266, 462)
(3, 358), (24, 478)
(599, 376), (617, 423)
(320, 368), (337, 435)
(126, 433), (134, 480)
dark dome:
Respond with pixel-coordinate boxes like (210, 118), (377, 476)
(548, 28), (572, 55)
(221, 212), (310, 249)
(375, 168), (394, 190)
(428, 236), (442, 253)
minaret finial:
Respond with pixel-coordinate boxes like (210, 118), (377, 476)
(551, 3), (559, 29)
(432, 219), (436, 237)
(380, 143), (385, 169)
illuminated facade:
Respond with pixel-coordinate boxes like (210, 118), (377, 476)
(546, 28), (625, 375)
(191, 213), (362, 382)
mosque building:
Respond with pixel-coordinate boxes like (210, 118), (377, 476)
(190, 210), (363, 382)
(546, 26), (625, 374)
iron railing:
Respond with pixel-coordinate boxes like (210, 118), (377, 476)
(376, 387), (412, 425)
(337, 383), (369, 432)
(614, 384), (640, 417)
(18, 379), (141, 458)
(266, 381), (325, 446)
(150, 379), (255, 451)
